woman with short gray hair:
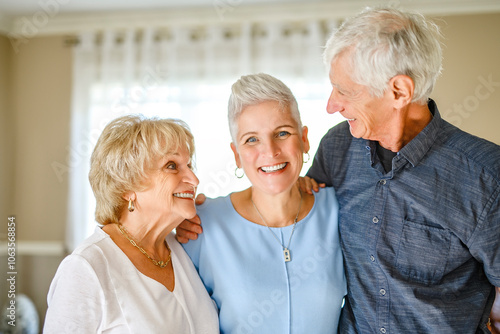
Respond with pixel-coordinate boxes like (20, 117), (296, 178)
(181, 73), (346, 333)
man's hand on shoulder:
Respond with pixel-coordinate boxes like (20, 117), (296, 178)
(298, 176), (325, 194)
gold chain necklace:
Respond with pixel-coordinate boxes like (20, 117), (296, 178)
(251, 190), (303, 262)
(116, 224), (171, 268)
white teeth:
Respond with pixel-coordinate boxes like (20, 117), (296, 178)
(261, 163), (287, 173)
(173, 193), (194, 199)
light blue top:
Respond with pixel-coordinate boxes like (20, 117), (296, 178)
(183, 187), (346, 334)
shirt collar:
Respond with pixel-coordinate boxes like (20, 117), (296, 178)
(397, 99), (441, 167)
(368, 99), (442, 168)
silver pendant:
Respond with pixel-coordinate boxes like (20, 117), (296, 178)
(284, 248), (291, 262)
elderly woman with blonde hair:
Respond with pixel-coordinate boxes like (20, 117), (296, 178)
(44, 115), (219, 333)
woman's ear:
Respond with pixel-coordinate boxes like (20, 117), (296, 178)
(122, 191), (135, 202)
(389, 75), (414, 108)
(301, 126), (310, 153)
(230, 142), (241, 168)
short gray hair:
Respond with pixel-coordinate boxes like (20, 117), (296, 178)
(228, 73), (302, 144)
(89, 115), (195, 225)
(323, 7), (442, 104)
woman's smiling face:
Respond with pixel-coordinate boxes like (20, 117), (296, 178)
(231, 100), (309, 195)
(134, 146), (199, 222)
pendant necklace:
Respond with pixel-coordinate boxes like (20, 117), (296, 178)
(251, 190), (303, 262)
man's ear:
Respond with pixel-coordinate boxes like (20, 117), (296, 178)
(230, 142), (241, 168)
(389, 75), (414, 108)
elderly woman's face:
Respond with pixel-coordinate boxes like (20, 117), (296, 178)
(134, 146), (199, 223)
(231, 100), (309, 195)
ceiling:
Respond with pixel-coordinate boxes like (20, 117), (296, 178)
(1, 0), (499, 36)
(1, 0), (500, 17)
(0, 0), (309, 16)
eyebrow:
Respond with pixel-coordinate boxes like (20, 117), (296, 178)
(331, 82), (344, 91)
(167, 152), (180, 156)
(158, 151), (182, 162)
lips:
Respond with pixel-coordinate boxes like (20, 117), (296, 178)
(260, 162), (287, 173)
(343, 114), (355, 122)
(339, 111), (355, 122)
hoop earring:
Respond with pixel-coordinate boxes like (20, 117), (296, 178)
(235, 167), (245, 179)
(128, 199), (135, 212)
(303, 152), (310, 164)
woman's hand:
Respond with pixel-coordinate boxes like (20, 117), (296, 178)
(175, 194), (206, 243)
(297, 176), (325, 194)
(176, 216), (202, 243)
(174, 180), (325, 244)
(195, 193), (206, 205)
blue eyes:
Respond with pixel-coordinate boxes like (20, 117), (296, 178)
(244, 131), (291, 144)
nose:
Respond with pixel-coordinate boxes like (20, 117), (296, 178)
(262, 139), (281, 158)
(184, 168), (200, 188)
(327, 89), (344, 115)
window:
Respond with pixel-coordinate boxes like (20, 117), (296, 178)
(68, 22), (345, 249)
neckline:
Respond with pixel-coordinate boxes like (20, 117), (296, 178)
(98, 227), (178, 294)
(226, 189), (319, 230)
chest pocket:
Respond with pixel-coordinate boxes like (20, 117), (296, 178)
(395, 220), (451, 285)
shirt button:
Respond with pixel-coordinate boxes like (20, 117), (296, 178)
(370, 255), (375, 262)
(380, 289), (386, 296)
(372, 217), (379, 224)
(380, 179), (386, 185)
(380, 328), (386, 334)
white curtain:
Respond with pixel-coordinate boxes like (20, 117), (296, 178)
(66, 19), (344, 251)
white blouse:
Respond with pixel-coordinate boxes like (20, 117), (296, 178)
(44, 227), (219, 334)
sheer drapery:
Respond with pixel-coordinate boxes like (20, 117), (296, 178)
(66, 19), (345, 250)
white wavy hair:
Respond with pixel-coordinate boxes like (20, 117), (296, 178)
(228, 73), (302, 145)
(323, 7), (443, 104)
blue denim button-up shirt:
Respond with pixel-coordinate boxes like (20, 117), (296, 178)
(308, 100), (500, 333)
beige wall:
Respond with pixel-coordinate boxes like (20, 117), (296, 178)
(1, 34), (71, 331)
(0, 33), (16, 330)
(433, 13), (500, 144)
(1, 35), (14, 220)
(0, 11), (499, 331)
(11, 36), (72, 241)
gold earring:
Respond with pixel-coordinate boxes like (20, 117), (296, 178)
(128, 199), (135, 212)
